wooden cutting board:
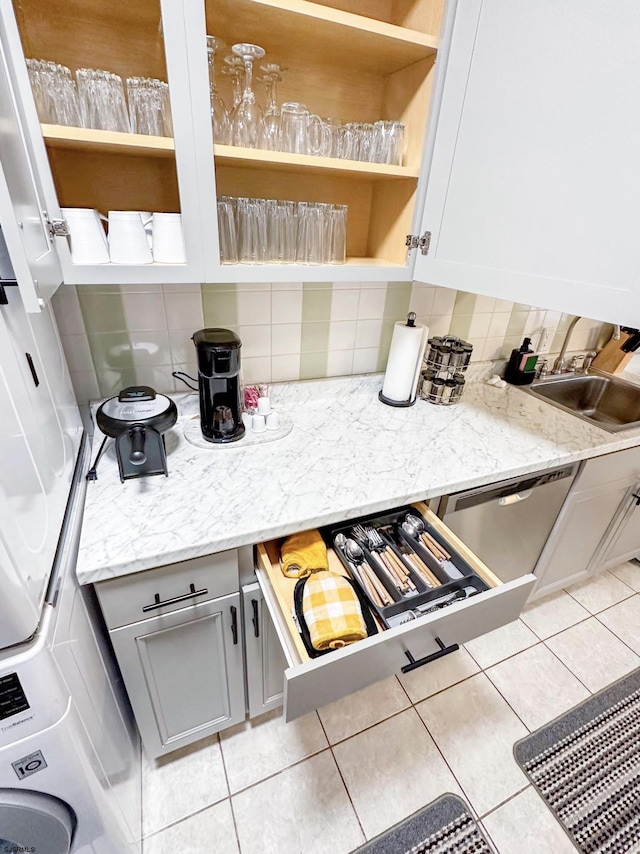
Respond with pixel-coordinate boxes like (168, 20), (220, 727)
(590, 333), (635, 374)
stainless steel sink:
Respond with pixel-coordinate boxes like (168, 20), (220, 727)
(525, 372), (640, 432)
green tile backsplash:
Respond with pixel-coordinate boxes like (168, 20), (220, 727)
(53, 281), (608, 406)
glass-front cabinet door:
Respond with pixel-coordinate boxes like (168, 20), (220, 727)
(0, 0), (205, 284)
(189, 0), (446, 282)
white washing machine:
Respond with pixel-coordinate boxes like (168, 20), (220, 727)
(0, 439), (142, 853)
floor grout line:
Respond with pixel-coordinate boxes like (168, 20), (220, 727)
(477, 782), (531, 821)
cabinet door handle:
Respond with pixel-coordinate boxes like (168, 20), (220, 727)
(231, 605), (238, 645)
(400, 637), (459, 674)
(251, 598), (260, 638)
(142, 583), (208, 613)
(632, 493), (640, 507)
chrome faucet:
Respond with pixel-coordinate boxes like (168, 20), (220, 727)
(551, 316), (581, 374)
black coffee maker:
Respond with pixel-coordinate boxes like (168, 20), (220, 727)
(193, 328), (245, 443)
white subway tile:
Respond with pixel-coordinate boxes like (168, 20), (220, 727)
(482, 337), (504, 361)
(409, 285), (435, 316)
(468, 313), (492, 339)
(475, 295), (496, 313)
(121, 292), (166, 331)
(427, 315), (452, 337)
(357, 288), (386, 320)
(162, 283), (201, 293)
(329, 320), (357, 351)
(494, 299), (514, 313)
(129, 330), (171, 366)
(327, 349), (354, 376)
(488, 312), (511, 338)
(237, 290), (271, 326)
(271, 354), (301, 382)
(134, 366), (176, 393)
(432, 287), (457, 315)
(271, 281), (303, 291)
(352, 348), (379, 373)
(355, 319), (382, 349)
(164, 292), (204, 330)
(242, 356), (271, 383)
(239, 325), (271, 358)
(168, 328), (197, 365)
(236, 282), (271, 292)
(272, 323), (302, 356)
(272, 290), (303, 324)
(330, 289), (360, 321)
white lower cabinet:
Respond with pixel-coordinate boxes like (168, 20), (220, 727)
(255, 501), (536, 722)
(242, 583), (287, 718)
(95, 550), (244, 759)
(599, 484), (640, 570)
(109, 595), (244, 759)
(534, 448), (640, 598)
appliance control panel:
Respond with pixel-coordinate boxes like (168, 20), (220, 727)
(0, 672), (30, 720)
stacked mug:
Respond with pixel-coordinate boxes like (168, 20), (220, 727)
(61, 208), (186, 265)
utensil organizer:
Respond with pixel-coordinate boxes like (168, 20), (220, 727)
(420, 335), (472, 405)
(327, 506), (488, 628)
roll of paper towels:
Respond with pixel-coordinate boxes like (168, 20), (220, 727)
(380, 313), (428, 406)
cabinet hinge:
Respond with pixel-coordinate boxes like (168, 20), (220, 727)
(47, 218), (70, 238)
(405, 231), (431, 256)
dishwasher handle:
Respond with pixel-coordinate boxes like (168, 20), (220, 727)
(498, 489), (533, 506)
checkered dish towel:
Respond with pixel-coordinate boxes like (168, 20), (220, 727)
(302, 570), (368, 651)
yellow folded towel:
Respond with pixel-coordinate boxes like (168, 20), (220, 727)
(280, 530), (329, 578)
(302, 570), (368, 651)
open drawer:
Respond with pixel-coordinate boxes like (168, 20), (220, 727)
(255, 502), (536, 721)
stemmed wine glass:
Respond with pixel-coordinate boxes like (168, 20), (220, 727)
(221, 55), (244, 118)
(231, 43), (265, 149)
(206, 35), (231, 144)
(258, 62), (283, 151)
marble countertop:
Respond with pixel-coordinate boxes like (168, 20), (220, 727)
(77, 371), (640, 585)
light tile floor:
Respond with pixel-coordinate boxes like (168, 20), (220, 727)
(141, 562), (640, 853)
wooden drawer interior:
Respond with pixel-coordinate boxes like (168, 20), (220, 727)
(256, 502), (502, 665)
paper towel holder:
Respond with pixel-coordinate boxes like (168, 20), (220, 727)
(378, 312), (426, 408)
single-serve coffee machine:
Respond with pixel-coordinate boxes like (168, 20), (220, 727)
(193, 328), (245, 443)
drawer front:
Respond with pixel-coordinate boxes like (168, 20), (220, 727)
(96, 550), (239, 629)
(255, 503), (535, 721)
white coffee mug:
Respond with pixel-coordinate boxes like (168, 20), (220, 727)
(61, 207), (109, 264)
(152, 212), (186, 264)
(107, 211), (153, 264)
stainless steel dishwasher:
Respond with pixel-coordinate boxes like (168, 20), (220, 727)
(437, 464), (579, 583)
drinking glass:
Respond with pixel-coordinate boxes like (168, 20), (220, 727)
(217, 196), (238, 264)
(206, 35), (231, 144)
(372, 120), (405, 165)
(231, 43), (265, 149)
(266, 199), (297, 263)
(26, 59), (81, 126)
(237, 197), (267, 263)
(328, 204), (347, 264)
(126, 77), (171, 136)
(296, 201), (324, 264)
(258, 63), (282, 151)
(279, 102), (327, 155)
(76, 68), (130, 132)
(221, 55), (244, 118)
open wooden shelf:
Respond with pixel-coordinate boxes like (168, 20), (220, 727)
(209, 0), (438, 77)
(214, 144), (420, 180)
(41, 124), (175, 157)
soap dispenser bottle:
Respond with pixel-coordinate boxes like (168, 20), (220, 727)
(504, 337), (538, 385)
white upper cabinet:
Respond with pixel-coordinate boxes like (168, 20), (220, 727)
(414, 0), (640, 327)
(0, 0), (207, 286)
(0, 16), (62, 311)
(172, 0), (445, 282)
